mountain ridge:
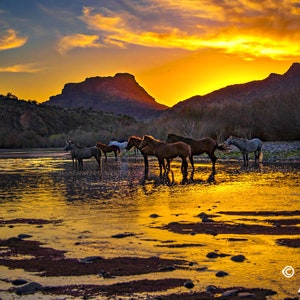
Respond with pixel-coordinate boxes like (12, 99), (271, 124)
(171, 62), (300, 111)
(46, 73), (168, 120)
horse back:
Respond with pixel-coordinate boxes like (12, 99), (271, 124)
(159, 141), (191, 158)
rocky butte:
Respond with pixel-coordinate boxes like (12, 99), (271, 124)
(46, 73), (168, 120)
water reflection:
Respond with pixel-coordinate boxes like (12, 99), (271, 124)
(0, 152), (299, 299)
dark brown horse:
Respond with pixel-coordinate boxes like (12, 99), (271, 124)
(96, 142), (120, 161)
(166, 133), (228, 173)
(126, 135), (163, 174)
(139, 135), (191, 178)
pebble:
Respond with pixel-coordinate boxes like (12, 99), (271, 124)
(158, 265), (176, 272)
(206, 285), (218, 293)
(79, 256), (103, 263)
(206, 251), (219, 258)
(221, 289), (239, 297)
(183, 280), (194, 289)
(206, 251), (230, 258)
(98, 270), (114, 278)
(231, 254), (246, 262)
(149, 214), (160, 218)
(12, 279), (28, 286)
(215, 270), (228, 277)
(111, 232), (135, 238)
(238, 292), (256, 298)
(15, 282), (43, 295)
(17, 234), (32, 239)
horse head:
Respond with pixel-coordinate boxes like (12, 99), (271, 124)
(64, 140), (73, 151)
(225, 136), (233, 146)
(138, 135), (150, 150)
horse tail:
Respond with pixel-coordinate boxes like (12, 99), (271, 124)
(259, 149), (263, 163)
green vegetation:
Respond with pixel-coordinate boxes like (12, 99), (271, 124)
(0, 95), (143, 148)
(0, 89), (299, 149)
(150, 90), (300, 142)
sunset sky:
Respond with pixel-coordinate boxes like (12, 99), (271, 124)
(1, 0), (299, 106)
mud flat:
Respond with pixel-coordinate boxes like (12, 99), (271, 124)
(0, 227), (277, 299)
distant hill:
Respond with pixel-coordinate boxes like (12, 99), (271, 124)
(171, 62), (300, 111)
(0, 96), (141, 148)
(45, 73), (168, 120)
(152, 63), (300, 141)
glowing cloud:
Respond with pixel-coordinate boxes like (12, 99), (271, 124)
(0, 29), (27, 50)
(0, 63), (40, 73)
(79, 0), (300, 59)
(57, 33), (103, 54)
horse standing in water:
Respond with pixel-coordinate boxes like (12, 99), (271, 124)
(167, 133), (228, 174)
(139, 135), (191, 179)
(64, 141), (101, 170)
(225, 136), (263, 167)
(126, 135), (167, 175)
(96, 142), (120, 161)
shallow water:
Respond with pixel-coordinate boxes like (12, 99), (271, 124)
(0, 149), (299, 299)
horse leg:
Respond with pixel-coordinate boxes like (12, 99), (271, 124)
(104, 152), (107, 162)
(208, 153), (217, 173)
(158, 158), (164, 177)
(114, 150), (118, 161)
(190, 155), (194, 172)
(242, 153), (246, 167)
(245, 153), (249, 167)
(96, 155), (101, 168)
(78, 158), (83, 170)
(254, 151), (258, 163)
(143, 155), (149, 175)
(181, 157), (188, 179)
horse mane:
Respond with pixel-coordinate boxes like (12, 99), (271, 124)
(129, 135), (142, 141)
(144, 135), (160, 142)
(232, 136), (247, 142)
(69, 141), (84, 148)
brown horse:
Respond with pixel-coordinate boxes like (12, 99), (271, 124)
(139, 135), (191, 178)
(166, 133), (228, 173)
(126, 135), (169, 175)
(96, 142), (120, 161)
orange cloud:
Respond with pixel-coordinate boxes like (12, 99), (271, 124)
(79, 1), (300, 60)
(0, 29), (27, 50)
(57, 33), (103, 54)
(0, 63), (40, 73)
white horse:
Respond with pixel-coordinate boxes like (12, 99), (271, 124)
(109, 140), (128, 150)
(225, 136), (263, 167)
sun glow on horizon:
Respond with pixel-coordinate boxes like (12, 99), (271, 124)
(0, 0), (299, 105)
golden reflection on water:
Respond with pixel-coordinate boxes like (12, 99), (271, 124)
(0, 154), (299, 299)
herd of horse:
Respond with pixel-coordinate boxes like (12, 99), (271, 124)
(64, 134), (263, 179)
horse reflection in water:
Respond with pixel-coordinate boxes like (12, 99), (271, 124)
(225, 136), (263, 167)
(64, 141), (101, 170)
(139, 135), (191, 182)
